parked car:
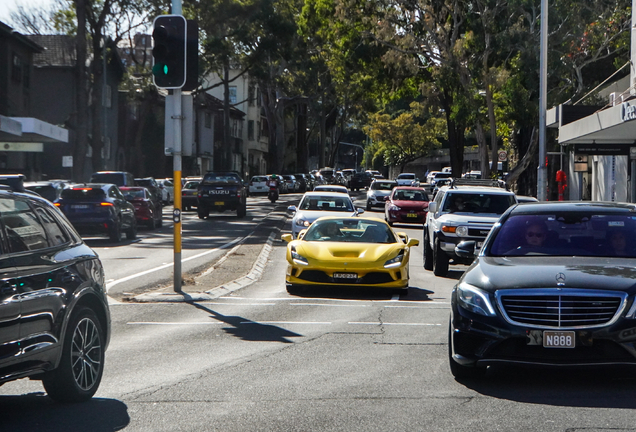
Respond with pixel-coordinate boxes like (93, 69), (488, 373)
(55, 183), (137, 242)
(156, 178), (175, 204)
(288, 191), (363, 238)
(341, 169), (356, 188)
(314, 184), (349, 194)
(293, 173), (308, 192)
(120, 186), (163, 229)
(282, 175), (300, 193)
(182, 179), (202, 211)
(24, 180), (67, 202)
(449, 201), (636, 378)
(317, 167), (337, 184)
(384, 187), (430, 226)
(282, 217), (419, 295)
(249, 175), (270, 194)
(395, 173), (420, 187)
(334, 171), (347, 186)
(0, 189), (110, 402)
(366, 179), (397, 210)
(426, 171), (441, 184)
(90, 171), (135, 187)
(134, 177), (163, 208)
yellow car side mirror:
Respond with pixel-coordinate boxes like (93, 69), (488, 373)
(407, 238), (420, 247)
(281, 234), (293, 243)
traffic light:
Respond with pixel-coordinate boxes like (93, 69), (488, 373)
(183, 20), (199, 92)
(152, 15), (186, 89)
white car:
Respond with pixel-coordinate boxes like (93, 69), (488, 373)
(313, 184), (349, 194)
(426, 171), (440, 184)
(249, 175), (270, 194)
(366, 179), (397, 210)
(395, 173), (420, 187)
(288, 191), (364, 238)
(157, 179), (174, 204)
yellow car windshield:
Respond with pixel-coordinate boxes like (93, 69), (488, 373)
(304, 220), (396, 243)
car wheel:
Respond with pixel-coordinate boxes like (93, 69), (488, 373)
(198, 207), (209, 219)
(423, 230), (434, 271)
(433, 238), (449, 277)
(126, 220), (137, 240)
(109, 221), (121, 242)
(448, 321), (485, 379)
(42, 307), (105, 402)
(237, 205), (247, 218)
(366, 201), (372, 211)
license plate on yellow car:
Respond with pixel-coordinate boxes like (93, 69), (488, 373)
(215, 201), (224, 206)
(334, 273), (357, 279)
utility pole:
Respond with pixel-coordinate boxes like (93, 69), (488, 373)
(538, 0), (548, 200)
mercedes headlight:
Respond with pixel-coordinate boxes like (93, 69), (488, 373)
(384, 250), (405, 268)
(456, 283), (496, 316)
(455, 226), (469, 237)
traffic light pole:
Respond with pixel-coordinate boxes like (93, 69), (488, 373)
(172, 0), (183, 292)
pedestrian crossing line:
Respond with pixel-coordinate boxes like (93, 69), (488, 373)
(126, 321), (442, 326)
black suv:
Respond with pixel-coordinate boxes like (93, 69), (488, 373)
(0, 190), (110, 401)
(197, 171), (247, 218)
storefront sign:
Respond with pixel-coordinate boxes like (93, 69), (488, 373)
(623, 102), (636, 122)
(0, 142), (43, 152)
(574, 143), (631, 155)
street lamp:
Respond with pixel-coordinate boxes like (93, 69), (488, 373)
(339, 142), (365, 171)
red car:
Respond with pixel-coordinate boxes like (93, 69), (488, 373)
(384, 186), (429, 226)
(120, 186), (163, 229)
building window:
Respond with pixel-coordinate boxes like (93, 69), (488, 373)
(229, 86), (237, 104)
(248, 85), (255, 106)
(205, 112), (212, 129)
(248, 120), (254, 140)
(12, 53), (22, 82)
(231, 119), (239, 138)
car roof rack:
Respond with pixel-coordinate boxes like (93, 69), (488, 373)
(448, 178), (508, 190)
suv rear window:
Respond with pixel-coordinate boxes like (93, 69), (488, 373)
(202, 173), (242, 184)
(91, 173), (127, 185)
(61, 188), (106, 200)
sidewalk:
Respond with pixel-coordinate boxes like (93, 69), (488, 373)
(125, 204), (290, 303)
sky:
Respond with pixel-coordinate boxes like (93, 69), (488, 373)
(0, 0), (53, 26)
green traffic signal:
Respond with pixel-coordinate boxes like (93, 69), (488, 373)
(151, 15), (186, 88)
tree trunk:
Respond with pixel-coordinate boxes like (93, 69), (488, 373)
(296, 103), (308, 173)
(486, 84), (498, 176)
(74, 0), (88, 181)
(223, 63), (231, 169)
(475, 122), (490, 178)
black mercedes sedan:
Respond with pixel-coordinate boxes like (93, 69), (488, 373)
(0, 189), (110, 401)
(449, 201), (636, 378)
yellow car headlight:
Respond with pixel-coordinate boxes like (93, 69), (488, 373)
(291, 246), (308, 266)
(384, 250), (405, 268)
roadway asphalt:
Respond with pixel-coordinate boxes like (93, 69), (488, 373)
(129, 199), (292, 303)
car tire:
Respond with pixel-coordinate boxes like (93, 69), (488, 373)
(126, 220), (137, 240)
(366, 201), (372, 211)
(198, 207), (209, 219)
(448, 321), (485, 379)
(423, 230), (434, 271)
(42, 306), (105, 402)
(433, 238), (449, 277)
(109, 221), (121, 242)
(237, 204), (247, 218)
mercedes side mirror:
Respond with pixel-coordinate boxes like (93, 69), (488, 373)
(455, 241), (476, 259)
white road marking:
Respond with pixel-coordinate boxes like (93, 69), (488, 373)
(128, 322), (225, 325)
(239, 321), (332, 325)
(105, 237), (243, 292)
(291, 303), (370, 307)
(348, 322), (442, 326)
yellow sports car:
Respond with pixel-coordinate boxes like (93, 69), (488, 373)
(282, 217), (419, 294)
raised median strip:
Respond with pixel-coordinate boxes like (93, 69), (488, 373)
(128, 206), (289, 303)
